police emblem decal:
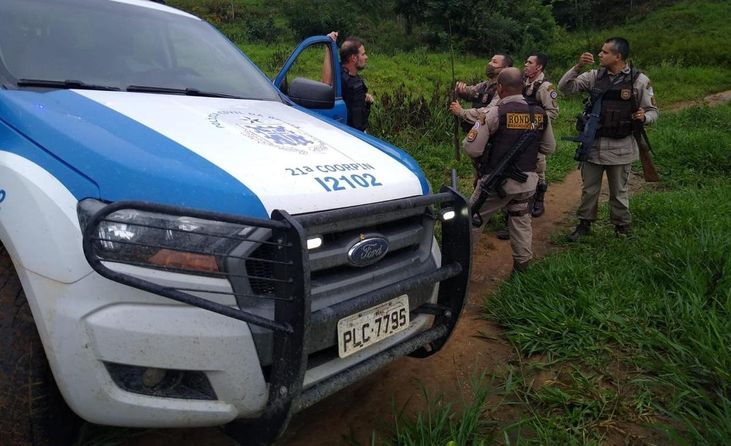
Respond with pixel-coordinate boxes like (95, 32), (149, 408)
(621, 89), (632, 100)
(208, 110), (332, 155)
(550, 90), (558, 99)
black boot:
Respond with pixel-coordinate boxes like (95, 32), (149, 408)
(568, 219), (591, 242)
(615, 224), (632, 238)
(531, 181), (548, 218)
(512, 259), (531, 274)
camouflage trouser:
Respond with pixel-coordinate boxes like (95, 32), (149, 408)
(578, 162), (632, 226)
(470, 181), (536, 264)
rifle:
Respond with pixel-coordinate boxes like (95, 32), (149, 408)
(635, 128), (660, 182)
(562, 93), (603, 161)
(629, 63), (660, 182)
(470, 113), (542, 227)
(447, 20), (461, 162)
(562, 35), (602, 162)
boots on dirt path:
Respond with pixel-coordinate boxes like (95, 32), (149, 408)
(531, 181), (548, 217)
(568, 219), (592, 242)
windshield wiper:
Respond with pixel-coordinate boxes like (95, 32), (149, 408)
(17, 79), (121, 91)
(126, 85), (245, 99)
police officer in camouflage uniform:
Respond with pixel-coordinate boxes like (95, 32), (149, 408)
(464, 68), (556, 272)
(523, 52), (559, 217)
(449, 54), (513, 130)
(558, 37), (658, 240)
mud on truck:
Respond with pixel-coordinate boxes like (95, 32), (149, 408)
(0, 1), (471, 444)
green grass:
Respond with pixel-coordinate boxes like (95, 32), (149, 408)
(362, 374), (500, 446)
(385, 104), (731, 446)
(478, 103), (731, 444)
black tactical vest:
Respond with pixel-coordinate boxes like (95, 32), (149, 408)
(594, 69), (640, 138)
(481, 101), (545, 174)
(461, 82), (499, 133)
(522, 80), (545, 106)
(472, 81), (498, 109)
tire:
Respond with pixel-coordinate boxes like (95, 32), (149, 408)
(0, 246), (80, 445)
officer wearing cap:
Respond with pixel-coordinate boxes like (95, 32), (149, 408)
(523, 52), (559, 218)
(464, 67), (556, 272)
(559, 37), (658, 240)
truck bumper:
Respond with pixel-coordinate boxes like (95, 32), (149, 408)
(45, 187), (472, 439)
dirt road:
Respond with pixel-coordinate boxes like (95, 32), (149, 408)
(277, 170), (585, 446)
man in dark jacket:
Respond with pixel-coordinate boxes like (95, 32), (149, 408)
(325, 31), (373, 131)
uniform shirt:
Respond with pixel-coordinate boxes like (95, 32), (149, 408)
(341, 66), (370, 131)
(463, 94), (556, 193)
(457, 80), (500, 125)
(523, 72), (559, 121)
(558, 65), (658, 165)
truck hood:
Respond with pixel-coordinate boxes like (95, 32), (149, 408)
(0, 90), (427, 218)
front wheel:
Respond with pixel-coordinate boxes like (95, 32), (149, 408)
(0, 246), (80, 445)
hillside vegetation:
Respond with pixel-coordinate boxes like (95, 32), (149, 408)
(219, 0), (731, 193)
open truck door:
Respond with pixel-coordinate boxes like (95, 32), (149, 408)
(274, 36), (347, 123)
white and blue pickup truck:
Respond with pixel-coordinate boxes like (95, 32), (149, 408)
(0, 1), (471, 444)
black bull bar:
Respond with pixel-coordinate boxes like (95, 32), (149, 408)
(82, 186), (471, 445)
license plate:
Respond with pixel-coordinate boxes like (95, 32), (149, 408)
(337, 295), (410, 358)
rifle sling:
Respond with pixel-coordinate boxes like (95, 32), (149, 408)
(640, 128), (654, 154)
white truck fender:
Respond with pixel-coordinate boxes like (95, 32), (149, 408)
(0, 151), (92, 283)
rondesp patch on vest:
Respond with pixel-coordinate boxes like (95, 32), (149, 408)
(620, 89), (632, 100)
(506, 112), (544, 130)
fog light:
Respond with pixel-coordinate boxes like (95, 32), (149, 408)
(307, 236), (323, 250)
(440, 209), (456, 221)
(104, 362), (217, 400)
(142, 368), (166, 388)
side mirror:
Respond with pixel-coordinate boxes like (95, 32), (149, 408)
(287, 77), (335, 109)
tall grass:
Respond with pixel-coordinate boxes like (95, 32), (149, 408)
(482, 103), (731, 444)
(370, 105), (731, 446)
(379, 374), (500, 446)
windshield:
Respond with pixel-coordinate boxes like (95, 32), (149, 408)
(0, 0), (282, 101)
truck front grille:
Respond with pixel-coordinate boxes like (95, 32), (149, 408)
(245, 210), (429, 299)
(237, 204), (437, 366)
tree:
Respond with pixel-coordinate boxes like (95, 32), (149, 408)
(406, 0), (558, 55)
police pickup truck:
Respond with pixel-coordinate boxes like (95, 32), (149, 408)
(0, 1), (470, 444)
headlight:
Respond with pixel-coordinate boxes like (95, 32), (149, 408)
(78, 199), (253, 274)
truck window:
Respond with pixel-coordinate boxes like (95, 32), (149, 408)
(0, 0), (281, 101)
